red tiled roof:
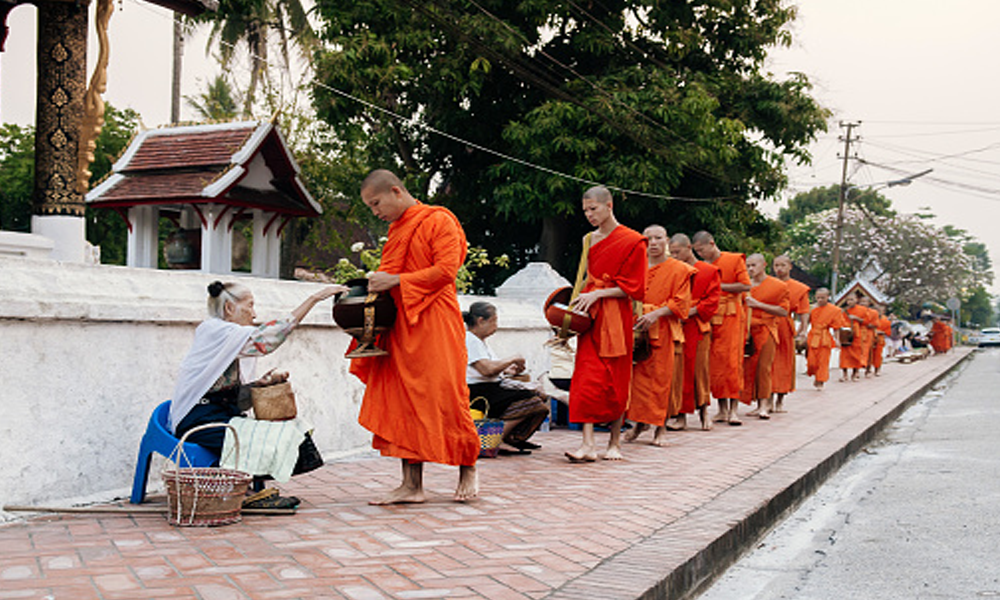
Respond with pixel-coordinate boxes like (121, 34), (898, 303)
(121, 127), (256, 172)
(91, 169), (228, 204)
(87, 121), (321, 217)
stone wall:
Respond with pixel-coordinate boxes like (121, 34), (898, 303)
(0, 257), (555, 512)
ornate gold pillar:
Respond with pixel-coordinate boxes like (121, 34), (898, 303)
(33, 0), (88, 218)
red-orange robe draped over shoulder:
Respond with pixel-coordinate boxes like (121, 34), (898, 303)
(351, 203), (480, 467)
(930, 320), (950, 353)
(806, 303), (847, 383)
(839, 305), (868, 369)
(628, 258), (695, 426)
(708, 252), (750, 399)
(739, 276), (789, 404)
(772, 278), (811, 394)
(570, 225), (647, 423)
(681, 261), (721, 414)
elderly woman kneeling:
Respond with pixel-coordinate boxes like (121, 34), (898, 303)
(170, 280), (345, 509)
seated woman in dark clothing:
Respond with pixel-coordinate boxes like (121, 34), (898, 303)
(170, 280), (345, 507)
(464, 301), (550, 455)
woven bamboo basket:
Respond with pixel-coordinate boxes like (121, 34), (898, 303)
(162, 423), (251, 527)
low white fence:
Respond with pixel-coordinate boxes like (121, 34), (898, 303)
(0, 257), (557, 514)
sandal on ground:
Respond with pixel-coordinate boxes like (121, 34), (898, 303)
(243, 490), (300, 509)
(509, 440), (541, 451)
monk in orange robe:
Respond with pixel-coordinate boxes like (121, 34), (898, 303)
(859, 295), (879, 376)
(768, 255), (810, 414)
(872, 304), (892, 375)
(929, 316), (950, 353)
(739, 254), (789, 419)
(806, 288), (847, 389)
(692, 231), (750, 425)
(351, 169), (480, 504)
(626, 225), (695, 445)
(566, 186), (647, 463)
(839, 293), (868, 381)
(670, 233), (721, 431)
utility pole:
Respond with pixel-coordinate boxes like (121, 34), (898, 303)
(830, 121), (860, 297)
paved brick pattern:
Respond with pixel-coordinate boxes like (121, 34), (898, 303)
(0, 351), (969, 600)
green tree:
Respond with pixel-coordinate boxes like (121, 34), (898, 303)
(311, 0), (829, 280)
(0, 105), (139, 263)
(778, 184), (895, 226)
(0, 123), (34, 232)
(961, 285), (994, 329)
(787, 207), (984, 313)
(86, 104), (142, 265)
(194, 0), (316, 117)
(185, 75), (240, 121)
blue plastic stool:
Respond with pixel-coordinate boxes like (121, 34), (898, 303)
(130, 401), (218, 504)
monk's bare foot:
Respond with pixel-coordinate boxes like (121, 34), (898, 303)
(851, 374), (860, 382)
(603, 445), (624, 461)
(452, 466), (478, 503)
(665, 416), (686, 431)
(728, 414), (743, 426)
(746, 407), (760, 417)
(370, 485), (426, 506)
(565, 448), (598, 463)
(838, 376), (848, 382)
(698, 406), (712, 430)
(651, 427), (669, 447)
(624, 422), (648, 443)
(713, 411), (729, 423)
(773, 401), (787, 413)
(814, 380), (825, 390)
(758, 410), (770, 420)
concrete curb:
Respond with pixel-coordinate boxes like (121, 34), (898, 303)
(545, 349), (974, 600)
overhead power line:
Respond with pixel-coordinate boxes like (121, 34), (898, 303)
(126, 0), (740, 203)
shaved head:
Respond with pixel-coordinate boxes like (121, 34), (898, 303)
(582, 185), (613, 204)
(644, 224), (667, 238)
(670, 233), (691, 246)
(692, 231), (715, 244)
(361, 169), (407, 195)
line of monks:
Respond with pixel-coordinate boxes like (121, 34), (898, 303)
(563, 186), (896, 463)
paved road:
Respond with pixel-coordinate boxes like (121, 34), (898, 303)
(699, 349), (1000, 600)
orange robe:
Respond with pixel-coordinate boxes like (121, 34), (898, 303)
(707, 252), (750, 399)
(628, 258), (695, 426)
(861, 307), (879, 367)
(351, 203), (480, 467)
(570, 226), (647, 423)
(772, 279), (810, 394)
(739, 276), (789, 404)
(806, 304), (847, 383)
(930, 321), (950, 353)
(682, 261), (721, 414)
(839, 305), (868, 369)
(873, 316), (891, 369)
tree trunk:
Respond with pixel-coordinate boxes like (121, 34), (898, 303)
(539, 215), (569, 274)
(170, 12), (183, 124)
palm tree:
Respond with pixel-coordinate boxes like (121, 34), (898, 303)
(193, 0), (316, 117)
(185, 75), (240, 121)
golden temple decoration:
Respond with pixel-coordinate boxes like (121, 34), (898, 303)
(75, 0), (113, 194)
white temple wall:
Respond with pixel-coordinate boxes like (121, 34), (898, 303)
(0, 257), (554, 513)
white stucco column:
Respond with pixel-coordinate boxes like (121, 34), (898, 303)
(251, 209), (281, 278)
(125, 205), (159, 268)
(31, 215), (87, 263)
(200, 204), (232, 275)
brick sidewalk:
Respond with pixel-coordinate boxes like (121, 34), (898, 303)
(0, 350), (971, 600)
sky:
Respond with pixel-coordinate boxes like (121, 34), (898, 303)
(3, 1), (1000, 292)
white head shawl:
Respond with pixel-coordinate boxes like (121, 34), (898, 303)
(169, 318), (258, 432)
